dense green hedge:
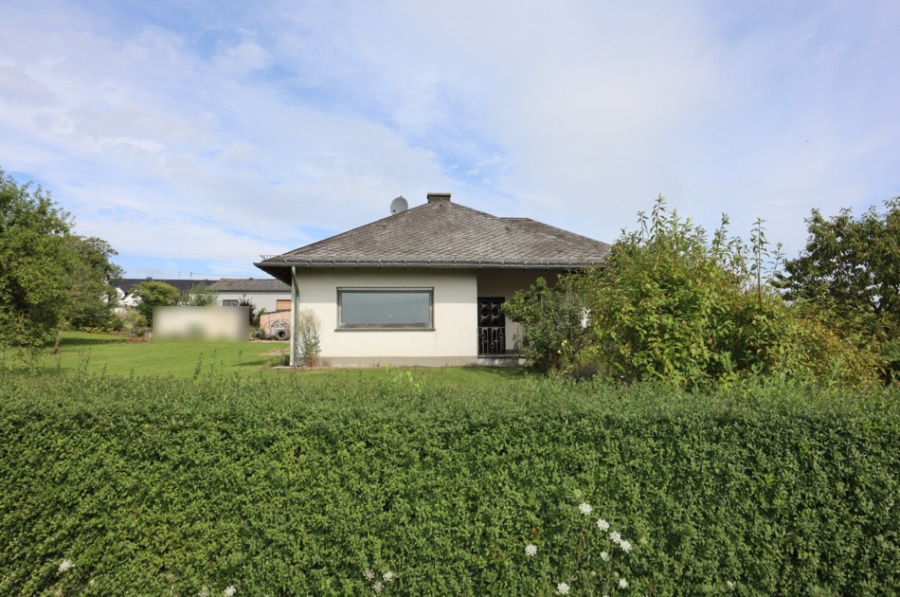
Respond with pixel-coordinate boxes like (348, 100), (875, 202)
(1, 371), (898, 595)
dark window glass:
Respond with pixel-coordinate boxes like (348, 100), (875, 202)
(339, 289), (433, 328)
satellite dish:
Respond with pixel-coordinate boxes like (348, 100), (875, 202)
(390, 196), (408, 214)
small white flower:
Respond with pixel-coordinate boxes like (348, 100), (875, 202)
(382, 570), (395, 582)
(58, 559), (73, 573)
(198, 587), (210, 597)
(525, 543), (538, 557)
(373, 581), (383, 593)
(596, 518), (610, 531)
(364, 569), (375, 581)
(618, 577), (628, 589)
(223, 586), (236, 597)
(578, 503), (593, 516)
(600, 550), (610, 561)
(619, 539), (632, 552)
(556, 581), (571, 594)
(609, 530), (622, 545)
(726, 580), (735, 589)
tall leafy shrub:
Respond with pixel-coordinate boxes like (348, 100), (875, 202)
(544, 197), (874, 385)
(501, 275), (587, 372)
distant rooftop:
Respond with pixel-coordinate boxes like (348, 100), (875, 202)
(115, 278), (216, 294)
(115, 277), (288, 295)
(211, 278), (290, 292)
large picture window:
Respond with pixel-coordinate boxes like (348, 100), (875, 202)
(338, 288), (433, 329)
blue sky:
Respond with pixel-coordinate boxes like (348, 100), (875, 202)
(1, 0), (898, 279)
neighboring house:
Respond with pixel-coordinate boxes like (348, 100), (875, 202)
(255, 193), (610, 367)
(113, 278), (291, 314)
(114, 278), (216, 310)
(209, 278), (292, 313)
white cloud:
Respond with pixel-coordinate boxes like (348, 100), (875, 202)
(0, 0), (897, 277)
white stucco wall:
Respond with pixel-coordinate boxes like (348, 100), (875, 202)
(294, 269), (478, 366)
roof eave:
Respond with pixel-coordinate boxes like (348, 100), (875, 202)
(254, 258), (606, 272)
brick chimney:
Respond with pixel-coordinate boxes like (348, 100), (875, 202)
(427, 192), (451, 203)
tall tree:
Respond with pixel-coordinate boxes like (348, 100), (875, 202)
(777, 198), (900, 374)
(1, 167), (124, 354)
(0, 168), (73, 352)
(64, 235), (125, 330)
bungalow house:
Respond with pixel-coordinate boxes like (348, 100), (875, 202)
(254, 193), (610, 366)
(210, 278), (291, 313)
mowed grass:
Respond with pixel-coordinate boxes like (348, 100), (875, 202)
(3, 331), (531, 386)
(5, 331), (287, 378)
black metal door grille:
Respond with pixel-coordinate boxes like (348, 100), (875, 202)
(478, 297), (506, 356)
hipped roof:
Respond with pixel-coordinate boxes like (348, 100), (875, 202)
(255, 197), (610, 285)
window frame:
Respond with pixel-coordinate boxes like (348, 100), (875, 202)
(222, 299), (240, 307)
(337, 287), (435, 331)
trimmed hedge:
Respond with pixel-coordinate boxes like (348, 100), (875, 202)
(1, 371), (898, 595)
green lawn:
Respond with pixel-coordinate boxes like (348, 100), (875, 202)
(11, 331), (286, 378)
(3, 331), (531, 385)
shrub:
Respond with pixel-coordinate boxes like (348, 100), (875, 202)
(0, 372), (898, 594)
(294, 308), (321, 366)
(513, 197), (878, 386)
(131, 281), (180, 327)
(501, 275), (587, 372)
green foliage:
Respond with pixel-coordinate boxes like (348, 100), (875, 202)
(0, 372), (898, 594)
(131, 281), (181, 326)
(500, 275), (588, 372)
(295, 308), (322, 367)
(178, 283), (218, 307)
(0, 168), (73, 352)
(64, 235), (125, 330)
(777, 198), (900, 377)
(0, 168), (124, 354)
(512, 196), (876, 386)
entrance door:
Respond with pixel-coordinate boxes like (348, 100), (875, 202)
(478, 297), (506, 356)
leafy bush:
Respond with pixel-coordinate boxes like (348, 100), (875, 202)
(1, 371), (898, 594)
(510, 197), (877, 386)
(501, 275), (588, 372)
(131, 281), (180, 327)
(295, 308), (321, 367)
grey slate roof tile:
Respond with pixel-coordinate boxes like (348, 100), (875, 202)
(255, 197), (610, 283)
